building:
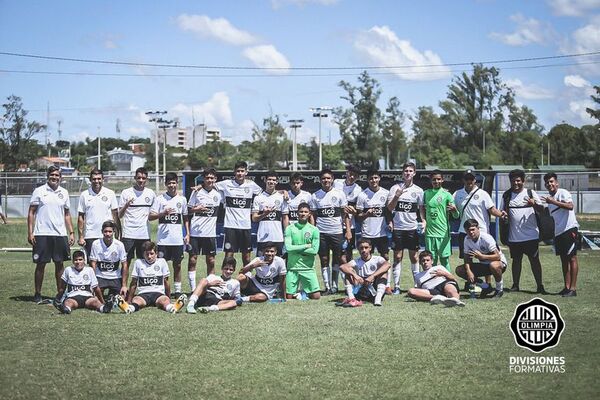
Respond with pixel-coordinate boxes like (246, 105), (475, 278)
(150, 123), (222, 150)
(85, 147), (146, 172)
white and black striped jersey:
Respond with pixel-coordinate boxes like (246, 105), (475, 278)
(89, 238), (127, 280)
(119, 187), (156, 239)
(246, 256), (287, 299)
(216, 179), (262, 230)
(286, 189), (312, 225)
(310, 188), (347, 235)
(347, 255), (387, 278)
(356, 187), (389, 238)
(387, 183), (424, 231)
(151, 192), (188, 246)
(188, 188), (222, 237)
(61, 266), (98, 298)
(206, 274), (241, 300)
(415, 266), (448, 290)
(131, 258), (170, 295)
(253, 191), (286, 243)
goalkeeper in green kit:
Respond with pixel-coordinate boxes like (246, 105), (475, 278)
(284, 202), (321, 300)
(422, 170), (459, 271)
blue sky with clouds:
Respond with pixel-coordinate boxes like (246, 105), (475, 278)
(1, 0), (599, 146)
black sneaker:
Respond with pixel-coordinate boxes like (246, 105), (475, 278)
(52, 298), (62, 312)
(536, 285), (548, 295)
(479, 286), (495, 298)
(491, 290), (504, 299)
(562, 290), (577, 297)
(322, 289), (332, 296)
(509, 284), (520, 293)
(103, 296), (114, 313)
(558, 287), (570, 295)
(172, 292), (182, 300)
(33, 293), (42, 304)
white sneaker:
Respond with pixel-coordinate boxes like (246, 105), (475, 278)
(443, 297), (465, 307)
(186, 303), (197, 314)
(198, 307), (209, 314)
(430, 295), (447, 305)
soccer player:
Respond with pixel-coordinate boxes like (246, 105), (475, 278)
(77, 168), (119, 258)
(53, 250), (113, 314)
(216, 161), (262, 266)
(188, 168), (222, 278)
(311, 168), (350, 294)
(283, 172), (313, 228)
(28, 166), (75, 304)
(118, 167), (156, 264)
(422, 170), (459, 271)
(338, 238), (391, 307)
(500, 169), (546, 293)
(407, 250), (464, 307)
(386, 162), (424, 293)
(356, 169), (390, 259)
(186, 257), (241, 313)
(334, 164), (362, 262)
(117, 241), (186, 314)
(284, 202), (321, 300)
(237, 243), (287, 303)
(89, 220), (128, 298)
(542, 172), (580, 297)
(455, 219), (507, 298)
(252, 171), (288, 256)
(149, 172), (190, 297)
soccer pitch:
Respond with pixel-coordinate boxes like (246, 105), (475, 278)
(1, 220), (600, 400)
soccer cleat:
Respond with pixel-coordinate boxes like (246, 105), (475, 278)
(173, 294), (187, 313)
(562, 290), (577, 297)
(536, 285), (548, 295)
(33, 293), (42, 304)
(198, 307), (209, 314)
(491, 290), (504, 299)
(558, 287), (570, 296)
(103, 296), (114, 313)
(392, 288), (401, 295)
(172, 292), (182, 300)
(342, 298), (363, 308)
(186, 303), (197, 314)
(335, 298), (353, 307)
(328, 287), (338, 295)
(61, 305), (72, 314)
(443, 297), (465, 307)
(430, 295), (447, 305)
(114, 295), (131, 314)
(509, 284), (520, 292)
(52, 298), (63, 312)
(479, 286), (495, 298)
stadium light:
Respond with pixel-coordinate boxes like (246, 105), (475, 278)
(287, 119), (304, 171)
(145, 110), (167, 192)
(309, 107), (332, 170)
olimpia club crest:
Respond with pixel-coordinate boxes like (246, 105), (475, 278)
(510, 298), (565, 353)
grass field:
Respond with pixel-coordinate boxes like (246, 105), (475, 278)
(1, 218), (600, 399)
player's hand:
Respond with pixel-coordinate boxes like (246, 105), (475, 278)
(78, 237), (85, 246)
(446, 203), (457, 212)
(525, 197), (536, 207)
(541, 196), (555, 205)
(68, 233), (75, 246)
(353, 275), (364, 286)
(164, 207), (176, 215)
(345, 231), (353, 242)
(467, 270), (475, 284)
(344, 205), (356, 215)
(395, 187), (404, 198)
(279, 190), (289, 201)
(127, 197), (135, 205)
(120, 286), (128, 297)
(500, 210), (508, 220)
(28, 233), (36, 246)
(184, 235), (190, 245)
(469, 250), (482, 259)
(364, 276), (374, 285)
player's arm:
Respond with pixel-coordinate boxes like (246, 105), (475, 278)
(164, 276), (171, 299)
(93, 286), (105, 303)
(543, 194), (574, 210)
(120, 260), (129, 296)
(111, 208), (121, 239)
(343, 210), (352, 241)
(469, 248), (501, 262)
(279, 274), (286, 300)
(282, 213), (289, 230)
(446, 195), (459, 218)
(240, 258), (260, 275)
(340, 261), (363, 285)
(432, 267), (459, 282)
(183, 217), (190, 245)
(372, 259), (391, 279)
(387, 187), (401, 213)
(77, 212), (86, 246)
(303, 227), (320, 255)
(462, 256), (475, 284)
(284, 227), (310, 253)
(64, 208), (75, 245)
(126, 277), (137, 302)
(27, 204), (37, 245)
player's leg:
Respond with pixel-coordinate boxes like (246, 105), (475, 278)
(525, 241), (544, 292)
(407, 287), (435, 302)
(318, 234), (331, 292)
(33, 262), (47, 302)
(330, 234), (344, 294)
(129, 295), (147, 312)
(285, 270), (300, 299)
(300, 270), (321, 300)
(373, 275), (387, 306)
(187, 277), (210, 312)
(84, 296), (110, 313)
(61, 297), (79, 313)
(509, 244), (523, 291)
(438, 236), (452, 271)
(155, 294), (176, 313)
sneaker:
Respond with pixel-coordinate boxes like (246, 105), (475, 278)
(335, 298), (352, 307)
(558, 287), (570, 296)
(52, 298), (62, 312)
(342, 298), (363, 308)
(322, 288), (332, 296)
(114, 295), (131, 314)
(373, 300), (382, 307)
(562, 289), (577, 297)
(443, 297), (465, 307)
(186, 303), (197, 314)
(103, 296), (114, 313)
(33, 293), (42, 304)
(392, 288), (401, 295)
(198, 307), (209, 313)
(173, 294), (187, 313)
(384, 287), (393, 295)
(479, 286), (495, 298)
(60, 305), (72, 314)
(491, 290), (504, 299)
(430, 295), (447, 305)
(328, 287), (338, 295)
(536, 285), (548, 295)
(235, 297), (244, 306)
(172, 292), (182, 300)
(509, 284), (520, 292)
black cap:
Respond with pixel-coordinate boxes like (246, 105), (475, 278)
(463, 169), (476, 179)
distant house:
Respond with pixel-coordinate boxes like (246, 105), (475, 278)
(85, 147), (146, 172)
(36, 156), (69, 169)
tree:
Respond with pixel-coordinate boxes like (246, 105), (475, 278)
(334, 71), (383, 169)
(251, 114), (289, 169)
(410, 106), (456, 167)
(586, 85), (600, 123)
(547, 124), (591, 166)
(381, 97), (407, 169)
(502, 104), (544, 168)
(0, 95), (46, 170)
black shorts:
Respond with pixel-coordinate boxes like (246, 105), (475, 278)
(554, 228), (580, 257)
(97, 277), (122, 295)
(241, 278), (267, 297)
(318, 233), (343, 261)
(468, 262), (507, 277)
(84, 238), (99, 259)
(197, 292), (222, 307)
(223, 228), (252, 253)
(190, 236), (217, 256)
(355, 277), (388, 302)
(32, 236), (71, 264)
(157, 245), (184, 262)
(508, 239), (539, 259)
(66, 295), (92, 308)
(392, 230), (420, 251)
(122, 238), (149, 262)
(137, 292), (164, 307)
(362, 236), (389, 256)
(458, 233), (467, 259)
(428, 280), (459, 296)
(257, 241), (284, 257)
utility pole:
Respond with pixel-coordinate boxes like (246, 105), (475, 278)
(97, 127), (101, 170)
(287, 119), (304, 171)
(310, 107), (332, 171)
(145, 110), (167, 192)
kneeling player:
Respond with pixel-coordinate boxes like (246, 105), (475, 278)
(338, 238), (391, 307)
(116, 241), (186, 314)
(54, 250), (112, 314)
(186, 257), (241, 313)
(238, 243), (286, 303)
(407, 250), (464, 307)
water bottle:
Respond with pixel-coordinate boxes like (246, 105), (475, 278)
(416, 222), (424, 235)
(294, 291), (308, 300)
(342, 240), (348, 251)
(269, 298), (286, 303)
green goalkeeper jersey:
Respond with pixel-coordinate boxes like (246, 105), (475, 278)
(284, 221), (320, 271)
(423, 188), (458, 238)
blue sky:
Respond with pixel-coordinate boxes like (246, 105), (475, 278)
(1, 0), (599, 146)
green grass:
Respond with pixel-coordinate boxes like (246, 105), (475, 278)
(1, 220), (600, 399)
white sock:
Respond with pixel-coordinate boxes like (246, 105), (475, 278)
(174, 282), (182, 294)
(331, 265), (340, 289)
(63, 305), (72, 313)
(188, 271), (197, 291)
(393, 262), (402, 288)
(208, 305), (219, 312)
(410, 263), (419, 285)
(127, 305), (135, 313)
(375, 283), (386, 304)
(321, 266), (331, 289)
(189, 294), (198, 305)
(345, 284), (355, 299)
(496, 280), (504, 291)
(241, 296), (250, 303)
(165, 304), (174, 313)
(386, 269), (392, 288)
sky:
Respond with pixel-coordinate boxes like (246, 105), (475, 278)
(0, 0), (599, 147)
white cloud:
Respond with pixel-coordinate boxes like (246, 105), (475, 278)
(568, 98), (595, 121)
(169, 92), (234, 128)
(104, 40), (118, 49)
(353, 25), (451, 81)
(489, 14), (554, 46)
(564, 74), (591, 87)
(242, 45), (291, 73)
(548, 0), (600, 17)
(271, 0), (339, 9)
(125, 127), (147, 136)
(560, 21), (600, 74)
(176, 14), (258, 46)
(505, 78), (555, 100)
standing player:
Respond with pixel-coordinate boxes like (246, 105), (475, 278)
(422, 170), (459, 271)
(283, 172), (313, 228)
(28, 166), (75, 304)
(77, 168), (119, 257)
(216, 161), (262, 266)
(284, 202), (321, 300)
(252, 171), (288, 256)
(407, 250), (464, 307)
(188, 168), (222, 278)
(311, 169), (350, 294)
(186, 257), (241, 313)
(149, 172), (189, 297)
(334, 164), (362, 262)
(237, 243), (287, 303)
(356, 169), (390, 259)
(386, 162), (424, 292)
(338, 239), (391, 307)
(118, 167), (156, 264)
(53, 250), (113, 314)
(89, 220), (128, 298)
(542, 173), (580, 297)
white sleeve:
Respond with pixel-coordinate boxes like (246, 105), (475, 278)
(559, 189), (573, 204)
(252, 181), (262, 195)
(278, 258), (287, 274)
(252, 196), (261, 213)
(61, 268), (69, 283)
(90, 269), (99, 288)
(131, 260), (140, 278)
(531, 190), (542, 205)
(150, 197), (161, 214)
(118, 242), (127, 263)
(89, 241), (98, 261)
(181, 198), (188, 216)
(77, 192), (85, 214)
(63, 190), (70, 210)
(161, 259), (170, 277)
(30, 188), (41, 206)
(118, 190), (128, 208)
(356, 193), (365, 211)
(110, 192), (118, 211)
(232, 281), (241, 298)
(482, 191), (494, 210)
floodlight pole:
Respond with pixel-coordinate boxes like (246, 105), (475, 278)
(145, 110), (167, 192)
(287, 119), (304, 171)
(310, 107), (332, 171)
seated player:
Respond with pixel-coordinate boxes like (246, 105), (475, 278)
(115, 241), (186, 314)
(338, 238), (391, 307)
(407, 250), (465, 307)
(88, 220), (128, 299)
(53, 250), (113, 314)
(455, 219), (506, 299)
(238, 243), (287, 303)
(186, 257), (241, 313)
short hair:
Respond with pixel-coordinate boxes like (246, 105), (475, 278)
(429, 169), (442, 178)
(290, 172), (304, 182)
(320, 168), (334, 178)
(234, 161), (248, 170)
(543, 172), (557, 183)
(265, 170), (278, 180)
(419, 250), (433, 262)
(165, 172), (178, 183)
(367, 169), (380, 179)
(402, 162), (416, 171)
(222, 256), (237, 269)
(261, 242), (277, 250)
(89, 168), (103, 178)
(463, 219), (479, 230)
(47, 165), (61, 177)
(135, 167), (148, 177)
(508, 169), (525, 181)
(142, 241), (156, 253)
(203, 168), (217, 178)
(357, 238), (372, 248)
(346, 164), (360, 174)
(72, 250), (85, 260)
(101, 220), (116, 231)
(297, 202), (310, 211)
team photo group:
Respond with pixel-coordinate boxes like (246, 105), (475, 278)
(27, 160), (580, 315)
